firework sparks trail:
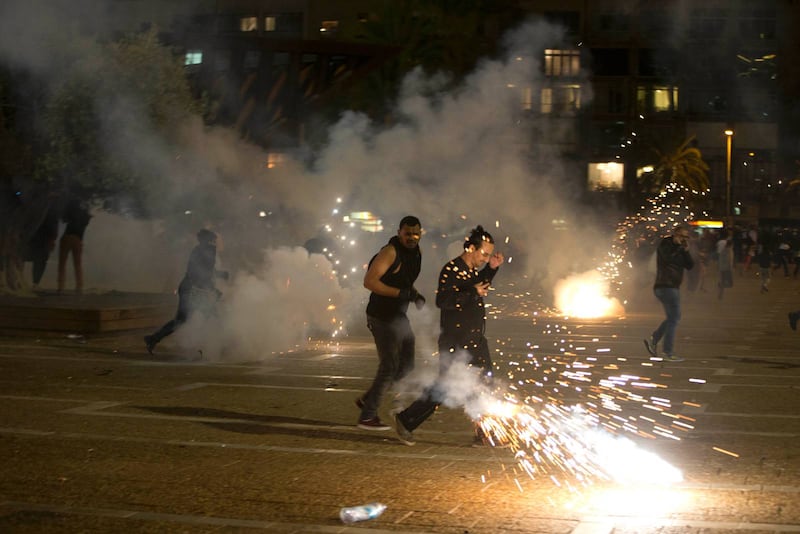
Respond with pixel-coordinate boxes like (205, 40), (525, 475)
(598, 183), (706, 299)
(310, 203), (698, 488)
(473, 345), (689, 491)
(554, 184), (707, 318)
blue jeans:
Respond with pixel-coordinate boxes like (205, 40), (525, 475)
(360, 315), (415, 419)
(652, 287), (681, 356)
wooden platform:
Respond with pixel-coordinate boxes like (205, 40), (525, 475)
(0, 291), (175, 336)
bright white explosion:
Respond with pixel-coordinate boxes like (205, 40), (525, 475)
(554, 270), (625, 318)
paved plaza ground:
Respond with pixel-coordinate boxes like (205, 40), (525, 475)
(0, 269), (799, 533)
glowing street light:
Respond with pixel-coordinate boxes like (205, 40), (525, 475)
(724, 128), (734, 223)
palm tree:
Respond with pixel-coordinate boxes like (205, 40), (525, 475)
(640, 135), (710, 193)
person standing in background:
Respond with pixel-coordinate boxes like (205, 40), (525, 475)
(716, 229), (734, 300)
(57, 195), (91, 295)
(26, 194), (60, 289)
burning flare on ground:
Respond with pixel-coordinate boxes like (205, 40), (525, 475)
(554, 270), (624, 318)
(477, 396), (683, 491)
(471, 346), (689, 492)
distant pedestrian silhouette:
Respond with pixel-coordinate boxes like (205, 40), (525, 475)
(144, 229), (228, 354)
(57, 196), (91, 294)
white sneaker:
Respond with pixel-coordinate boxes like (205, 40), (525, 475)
(643, 338), (657, 357)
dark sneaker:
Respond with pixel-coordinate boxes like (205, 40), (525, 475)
(357, 417), (390, 431)
(354, 396), (365, 410)
(662, 354), (684, 362)
(144, 335), (156, 355)
(789, 312), (799, 331)
(643, 338), (657, 357)
(394, 415), (415, 446)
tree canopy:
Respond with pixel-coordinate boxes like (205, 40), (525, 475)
(640, 135), (710, 194)
(38, 29), (202, 212)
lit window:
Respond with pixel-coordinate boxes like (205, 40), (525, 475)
(540, 85), (581, 115)
(653, 87), (671, 111)
(521, 87), (534, 111)
(265, 16), (276, 31)
(588, 162), (624, 191)
(637, 85), (679, 113)
(240, 16), (257, 32)
(540, 88), (553, 114)
(184, 50), (203, 65)
(544, 49), (580, 76)
(320, 20), (339, 35)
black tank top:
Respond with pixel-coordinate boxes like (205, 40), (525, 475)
(366, 236), (421, 320)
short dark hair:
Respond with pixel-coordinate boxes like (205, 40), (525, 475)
(197, 229), (217, 244)
(398, 215), (421, 229)
(464, 225), (494, 249)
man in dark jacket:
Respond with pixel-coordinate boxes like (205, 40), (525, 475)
(643, 225), (694, 362)
(355, 216), (425, 430)
(144, 229), (228, 354)
(393, 225), (504, 446)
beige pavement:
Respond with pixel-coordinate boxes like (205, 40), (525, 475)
(0, 269), (799, 533)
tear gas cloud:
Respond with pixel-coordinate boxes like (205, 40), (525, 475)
(3, 1), (618, 359)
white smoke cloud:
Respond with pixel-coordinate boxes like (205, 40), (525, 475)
(6, 2), (619, 361)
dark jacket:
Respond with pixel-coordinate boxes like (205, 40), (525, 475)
(756, 246), (772, 269)
(178, 242), (221, 294)
(61, 198), (92, 240)
(366, 236), (422, 321)
(654, 236), (694, 289)
(436, 256), (498, 345)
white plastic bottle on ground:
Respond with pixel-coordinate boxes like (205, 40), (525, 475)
(339, 502), (387, 524)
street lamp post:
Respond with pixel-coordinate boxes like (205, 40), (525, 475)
(724, 128), (734, 224)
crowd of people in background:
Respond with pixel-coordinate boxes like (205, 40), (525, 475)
(686, 224), (800, 285)
(669, 222), (800, 331)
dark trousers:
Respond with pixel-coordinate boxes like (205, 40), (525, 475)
(149, 289), (216, 345)
(397, 335), (492, 432)
(652, 287), (681, 356)
(360, 315), (415, 419)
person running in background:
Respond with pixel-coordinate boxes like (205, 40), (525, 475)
(144, 229), (228, 354)
(756, 244), (772, 293)
(643, 225), (694, 362)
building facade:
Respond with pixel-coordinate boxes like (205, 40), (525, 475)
(521, 0), (799, 223)
(162, 0), (800, 222)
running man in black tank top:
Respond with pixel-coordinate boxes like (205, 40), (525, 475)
(356, 216), (426, 430)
